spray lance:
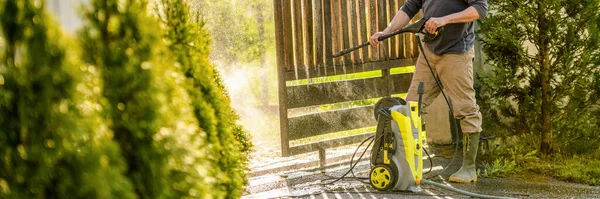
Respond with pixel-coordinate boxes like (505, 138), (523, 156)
(332, 18), (516, 199)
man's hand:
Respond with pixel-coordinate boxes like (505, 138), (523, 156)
(424, 17), (448, 34)
(369, 32), (385, 46)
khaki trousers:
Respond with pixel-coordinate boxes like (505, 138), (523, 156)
(405, 45), (482, 133)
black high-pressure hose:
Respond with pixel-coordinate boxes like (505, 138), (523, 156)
(414, 35), (461, 178)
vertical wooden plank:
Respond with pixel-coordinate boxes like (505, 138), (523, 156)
(378, 0), (388, 61)
(396, 0), (405, 59)
(369, 0), (379, 61)
(388, 0), (397, 60)
(274, 0), (290, 156)
(405, 26), (412, 58)
(413, 12), (422, 57)
(283, 0), (295, 76)
(303, 0), (314, 73)
(332, 0), (342, 68)
(293, 0), (305, 78)
(340, 0), (351, 66)
(404, 4), (412, 59)
(314, 0), (324, 74)
(358, 0), (369, 63)
(324, 0), (333, 69)
(349, 0), (360, 64)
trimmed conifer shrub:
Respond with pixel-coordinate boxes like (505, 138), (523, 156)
(158, 1), (251, 198)
(0, 0), (134, 198)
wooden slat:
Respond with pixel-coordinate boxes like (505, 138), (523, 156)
(349, 0), (360, 63)
(369, 0), (379, 61)
(283, 0), (294, 72)
(340, 0), (351, 65)
(289, 133), (375, 156)
(378, 0), (388, 61)
(289, 106), (375, 140)
(388, 0), (397, 60)
(314, 0), (324, 73)
(332, 0), (342, 67)
(287, 72), (413, 109)
(293, 0), (305, 78)
(358, 0), (368, 63)
(285, 57), (416, 80)
(413, 12), (422, 57)
(303, 0), (314, 70)
(323, 0), (333, 69)
(275, 0), (291, 156)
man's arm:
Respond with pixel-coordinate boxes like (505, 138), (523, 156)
(424, 7), (480, 34)
(424, 0), (488, 34)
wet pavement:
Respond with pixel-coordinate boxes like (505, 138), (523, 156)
(244, 145), (600, 199)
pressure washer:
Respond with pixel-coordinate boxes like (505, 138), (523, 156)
(328, 18), (515, 199)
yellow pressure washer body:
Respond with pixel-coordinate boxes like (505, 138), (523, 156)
(369, 97), (426, 192)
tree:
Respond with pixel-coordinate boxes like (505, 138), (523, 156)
(0, 0), (134, 198)
(478, 0), (600, 155)
(157, 0), (251, 198)
(79, 0), (214, 198)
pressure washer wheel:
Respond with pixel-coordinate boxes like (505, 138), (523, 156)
(373, 97), (406, 120)
(369, 164), (396, 191)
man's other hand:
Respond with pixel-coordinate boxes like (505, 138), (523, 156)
(425, 17), (447, 34)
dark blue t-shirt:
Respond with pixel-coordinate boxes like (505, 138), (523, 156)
(401, 0), (488, 55)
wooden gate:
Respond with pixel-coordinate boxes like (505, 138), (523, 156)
(274, 0), (421, 157)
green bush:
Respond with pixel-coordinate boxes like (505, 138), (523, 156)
(0, 0), (134, 198)
(80, 0), (218, 198)
(158, 1), (251, 197)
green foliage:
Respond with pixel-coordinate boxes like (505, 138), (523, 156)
(80, 0), (216, 198)
(0, 0), (252, 198)
(0, 0), (134, 198)
(479, 157), (517, 178)
(477, 0), (600, 154)
(158, 0), (251, 198)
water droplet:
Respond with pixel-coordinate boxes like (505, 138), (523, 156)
(32, 15), (40, 24)
(59, 101), (69, 113)
(118, 103), (125, 111)
(88, 65), (97, 74)
(100, 155), (109, 167)
(45, 139), (55, 149)
(17, 145), (27, 160)
(0, 179), (9, 194)
(141, 62), (152, 70)
(126, 48), (134, 56)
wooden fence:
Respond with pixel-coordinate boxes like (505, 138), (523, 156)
(274, 0), (421, 157)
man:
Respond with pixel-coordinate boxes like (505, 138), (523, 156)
(369, 0), (487, 183)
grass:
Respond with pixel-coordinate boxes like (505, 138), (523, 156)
(480, 137), (600, 185)
(533, 155), (600, 186)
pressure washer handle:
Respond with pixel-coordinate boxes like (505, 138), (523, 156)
(333, 18), (434, 58)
